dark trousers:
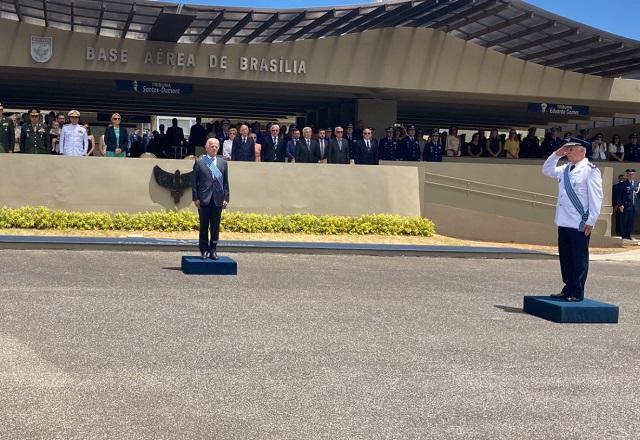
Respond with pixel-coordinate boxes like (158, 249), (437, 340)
(558, 227), (590, 299)
(620, 207), (635, 239)
(198, 203), (222, 254)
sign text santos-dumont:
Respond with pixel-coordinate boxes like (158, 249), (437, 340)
(85, 47), (307, 74)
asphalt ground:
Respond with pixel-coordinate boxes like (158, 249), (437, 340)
(0, 250), (638, 440)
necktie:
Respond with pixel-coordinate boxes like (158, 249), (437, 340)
(306, 139), (310, 150)
(243, 137), (247, 144)
(320, 140), (324, 156)
(338, 139), (342, 150)
(366, 140), (370, 151)
(273, 137), (277, 146)
(570, 165), (575, 171)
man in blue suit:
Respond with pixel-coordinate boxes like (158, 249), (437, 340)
(192, 138), (230, 260)
(231, 124), (255, 161)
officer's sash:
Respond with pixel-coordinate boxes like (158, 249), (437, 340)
(563, 165), (589, 231)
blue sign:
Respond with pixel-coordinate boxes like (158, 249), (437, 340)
(116, 80), (192, 95)
(528, 102), (589, 116)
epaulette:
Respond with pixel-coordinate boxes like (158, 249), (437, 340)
(588, 162), (597, 169)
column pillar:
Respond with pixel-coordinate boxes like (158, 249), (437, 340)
(356, 99), (398, 140)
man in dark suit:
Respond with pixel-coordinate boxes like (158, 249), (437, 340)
(354, 128), (379, 165)
(166, 118), (185, 147)
(294, 127), (320, 163)
(192, 138), (230, 260)
(316, 128), (329, 163)
(327, 126), (350, 164)
(231, 124), (255, 161)
(261, 123), (286, 162)
(188, 116), (206, 156)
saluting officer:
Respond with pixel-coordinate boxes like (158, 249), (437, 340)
(379, 127), (399, 161)
(401, 125), (420, 161)
(542, 141), (603, 302)
(0, 103), (16, 153)
(59, 110), (88, 156)
(618, 168), (639, 240)
(20, 109), (50, 154)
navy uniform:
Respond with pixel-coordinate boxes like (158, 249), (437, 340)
(423, 133), (443, 162)
(0, 103), (16, 153)
(20, 109), (50, 154)
(618, 169), (639, 239)
(401, 125), (420, 161)
(542, 142), (603, 301)
(379, 127), (399, 161)
(59, 110), (88, 156)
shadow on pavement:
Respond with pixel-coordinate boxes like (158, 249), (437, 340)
(494, 304), (524, 314)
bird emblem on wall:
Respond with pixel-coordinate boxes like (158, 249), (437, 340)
(153, 166), (192, 203)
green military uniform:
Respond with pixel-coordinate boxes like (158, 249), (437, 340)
(0, 107), (16, 153)
(21, 122), (50, 154)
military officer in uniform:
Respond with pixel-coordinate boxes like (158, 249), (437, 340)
(423, 131), (443, 162)
(0, 103), (16, 153)
(20, 109), (50, 154)
(59, 110), (88, 156)
(618, 168), (639, 240)
(542, 141), (603, 302)
(379, 127), (399, 161)
(401, 125), (421, 161)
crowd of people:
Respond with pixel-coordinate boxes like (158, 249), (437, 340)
(2, 104), (640, 165)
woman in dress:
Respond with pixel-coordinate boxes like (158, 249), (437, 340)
(504, 129), (520, 159)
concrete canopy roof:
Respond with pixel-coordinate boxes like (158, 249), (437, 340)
(1, 0), (639, 77)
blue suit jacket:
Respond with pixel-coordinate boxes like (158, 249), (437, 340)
(191, 156), (230, 207)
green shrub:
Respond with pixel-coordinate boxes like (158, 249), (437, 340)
(0, 206), (435, 237)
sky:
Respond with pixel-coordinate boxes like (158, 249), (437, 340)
(185, 0), (640, 42)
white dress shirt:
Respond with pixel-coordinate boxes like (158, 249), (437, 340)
(59, 123), (88, 156)
(542, 154), (603, 229)
(222, 139), (233, 160)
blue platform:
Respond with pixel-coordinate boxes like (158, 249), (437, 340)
(181, 256), (237, 275)
(523, 296), (618, 324)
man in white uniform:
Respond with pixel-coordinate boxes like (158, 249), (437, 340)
(542, 141), (603, 302)
(59, 109), (88, 156)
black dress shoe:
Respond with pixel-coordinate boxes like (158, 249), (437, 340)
(565, 297), (583, 302)
(210, 250), (219, 260)
(201, 251), (210, 259)
(550, 293), (567, 298)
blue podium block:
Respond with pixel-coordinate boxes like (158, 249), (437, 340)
(523, 296), (618, 324)
(181, 256), (237, 275)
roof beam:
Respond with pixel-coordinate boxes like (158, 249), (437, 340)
(309, 8), (359, 39)
(96, 3), (105, 35)
(409, 0), (475, 27)
(501, 27), (577, 55)
(219, 11), (253, 44)
(377, 0), (438, 29)
(466, 12), (532, 40)
(583, 57), (640, 75)
(558, 46), (637, 71)
(594, 62), (640, 77)
(121, 3), (136, 38)
(546, 42), (623, 67)
(522, 35), (600, 61)
(70, 1), (75, 31)
(13, 0), (23, 21)
(241, 13), (278, 43)
(266, 11), (306, 42)
(439, 0), (505, 31)
(286, 9), (334, 41)
(331, 5), (387, 36)
(484, 20), (554, 48)
(196, 10), (225, 43)
(42, 0), (49, 26)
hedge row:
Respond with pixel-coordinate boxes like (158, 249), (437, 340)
(0, 207), (435, 236)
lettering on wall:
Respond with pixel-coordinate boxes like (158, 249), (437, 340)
(84, 47), (307, 75)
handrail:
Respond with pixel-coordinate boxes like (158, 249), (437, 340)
(424, 171), (556, 200)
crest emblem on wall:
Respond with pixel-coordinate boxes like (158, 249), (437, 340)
(30, 36), (53, 63)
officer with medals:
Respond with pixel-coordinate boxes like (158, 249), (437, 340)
(59, 110), (88, 156)
(618, 168), (639, 240)
(401, 125), (420, 161)
(379, 127), (399, 161)
(542, 140), (603, 302)
(0, 103), (16, 153)
(20, 109), (50, 154)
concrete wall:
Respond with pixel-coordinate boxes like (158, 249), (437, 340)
(0, 155), (421, 216)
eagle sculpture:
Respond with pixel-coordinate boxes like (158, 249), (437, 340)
(153, 165), (193, 203)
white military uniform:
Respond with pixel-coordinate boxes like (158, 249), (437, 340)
(542, 154), (603, 230)
(59, 123), (88, 156)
